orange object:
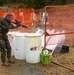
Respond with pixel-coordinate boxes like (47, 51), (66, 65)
(43, 5), (74, 50)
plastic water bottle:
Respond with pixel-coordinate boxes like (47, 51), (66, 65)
(45, 50), (48, 54)
(43, 50), (48, 54)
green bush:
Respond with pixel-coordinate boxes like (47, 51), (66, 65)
(0, 0), (66, 8)
(24, 0), (46, 9)
(56, 0), (66, 5)
(0, 0), (7, 5)
(47, 0), (66, 5)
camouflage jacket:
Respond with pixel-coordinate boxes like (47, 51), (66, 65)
(0, 17), (14, 36)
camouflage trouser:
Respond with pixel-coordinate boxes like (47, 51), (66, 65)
(0, 35), (11, 63)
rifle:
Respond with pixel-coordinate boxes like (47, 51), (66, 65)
(12, 20), (27, 28)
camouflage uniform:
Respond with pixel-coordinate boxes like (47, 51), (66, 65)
(0, 17), (15, 63)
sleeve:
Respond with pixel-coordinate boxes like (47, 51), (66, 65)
(9, 24), (17, 29)
(9, 23), (21, 29)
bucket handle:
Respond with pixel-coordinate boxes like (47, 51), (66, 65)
(50, 49), (55, 58)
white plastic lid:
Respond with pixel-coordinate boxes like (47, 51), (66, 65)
(25, 33), (41, 37)
(7, 31), (20, 35)
(14, 33), (28, 37)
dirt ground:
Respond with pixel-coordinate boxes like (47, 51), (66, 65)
(0, 45), (74, 75)
(0, 25), (74, 75)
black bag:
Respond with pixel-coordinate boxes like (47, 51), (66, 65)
(60, 45), (69, 53)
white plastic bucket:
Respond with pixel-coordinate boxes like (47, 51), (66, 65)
(14, 33), (28, 60)
(7, 32), (18, 56)
(25, 33), (42, 63)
